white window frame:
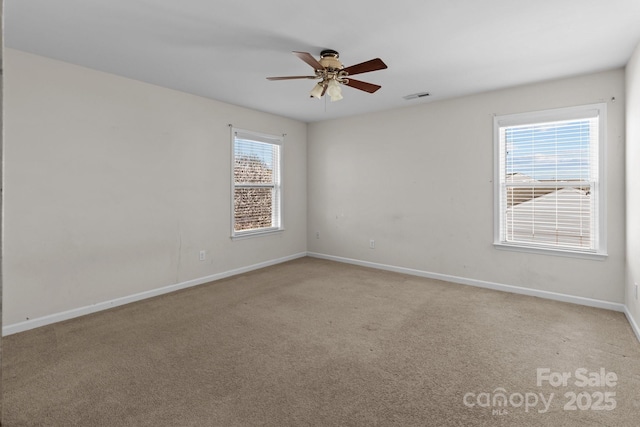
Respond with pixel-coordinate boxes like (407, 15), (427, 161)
(493, 103), (607, 259)
(231, 128), (283, 239)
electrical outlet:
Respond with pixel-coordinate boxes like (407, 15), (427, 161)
(316, 231), (320, 239)
(199, 250), (206, 261)
(369, 239), (375, 249)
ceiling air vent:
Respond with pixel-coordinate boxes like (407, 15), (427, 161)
(403, 92), (430, 100)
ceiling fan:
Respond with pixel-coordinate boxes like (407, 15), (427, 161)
(267, 50), (387, 101)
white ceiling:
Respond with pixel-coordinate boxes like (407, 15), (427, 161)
(5, 0), (640, 123)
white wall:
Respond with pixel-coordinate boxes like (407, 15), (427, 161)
(3, 49), (307, 326)
(308, 69), (626, 303)
(3, 48), (632, 331)
(626, 42), (640, 332)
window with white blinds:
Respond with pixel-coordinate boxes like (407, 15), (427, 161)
(494, 104), (606, 257)
(232, 128), (283, 237)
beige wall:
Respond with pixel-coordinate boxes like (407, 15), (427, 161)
(3, 47), (634, 333)
(308, 69), (626, 303)
(3, 49), (307, 326)
(626, 41), (640, 332)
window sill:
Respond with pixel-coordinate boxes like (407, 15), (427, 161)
(493, 242), (607, 261)
(231, 228), (284, 240)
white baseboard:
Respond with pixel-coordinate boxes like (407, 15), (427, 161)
(307, 252), (626, 313)
(6, 251), (636, 342)
(3, 252), (307, 336)
(624, 306), (640, 342)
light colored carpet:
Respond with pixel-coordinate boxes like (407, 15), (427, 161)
(3, 257), (640, 426)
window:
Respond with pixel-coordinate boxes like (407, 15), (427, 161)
(494, 104), (606, 258)
(231, 128), (283, 238)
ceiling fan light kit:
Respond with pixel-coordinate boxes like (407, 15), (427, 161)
(326, 79), (343, 102)
(267, 49), (387, 101)
(310, 83), (325, 99)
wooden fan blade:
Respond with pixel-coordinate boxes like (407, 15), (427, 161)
(267, 76), (317, 80)
(344, 78), (381, 93)
(292, 51), (324, 70)
(342, 58), (387, 76)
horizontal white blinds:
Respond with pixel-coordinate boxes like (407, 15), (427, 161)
(234, 129), (283, 146)
(234, 139), (279, 185)
(498, 115), (599, 251)
(233, 129), (282, 233)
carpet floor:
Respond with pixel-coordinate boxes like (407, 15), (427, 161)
(3, 257), (640, 426)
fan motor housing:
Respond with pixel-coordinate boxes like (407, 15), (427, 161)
(319, 49), (343, 70)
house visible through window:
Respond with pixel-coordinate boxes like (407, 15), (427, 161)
(232, 128), (282, 237)
(494, 104), (606, 258)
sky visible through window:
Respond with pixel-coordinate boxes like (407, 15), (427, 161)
(235, 139), (274, 169)
(505, 120), (591, 181)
